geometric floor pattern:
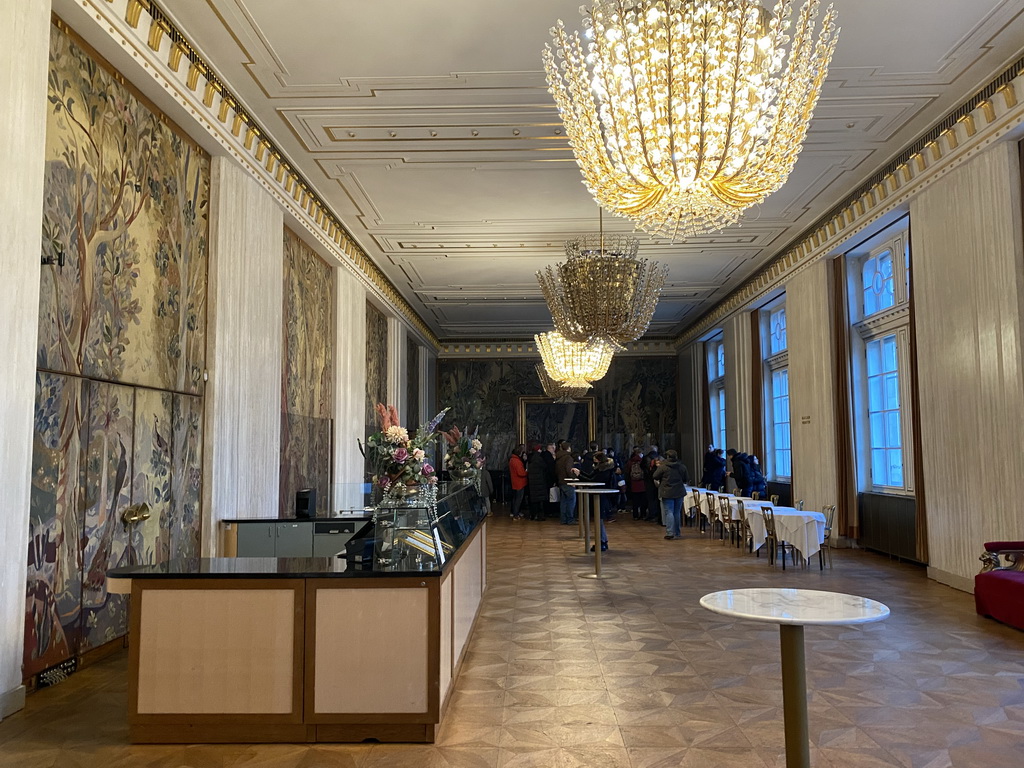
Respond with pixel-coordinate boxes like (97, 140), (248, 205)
(2, 506), (1023, 767)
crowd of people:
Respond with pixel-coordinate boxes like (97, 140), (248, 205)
(700, 446), (767, 498)
(501, 440), (772, 545)
(506, 441), (693, 549)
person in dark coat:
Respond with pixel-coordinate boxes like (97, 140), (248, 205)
(581, 452), (615, 549)
(641, 446), (661, 522)
(624, 447), (647, 520)
(526, 444), (550, 520)
(541, 442), (559, 519)
(747, 455), (768, 497)
(653, 450), (689, 539)
(700, 447), (727, 490)
(728, 449), (752, 497)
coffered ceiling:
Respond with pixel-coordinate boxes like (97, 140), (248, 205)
(161, 0), (1024, 342)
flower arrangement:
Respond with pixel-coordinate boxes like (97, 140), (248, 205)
(361, 404), (449, 498)
(442, 425), (485, 477)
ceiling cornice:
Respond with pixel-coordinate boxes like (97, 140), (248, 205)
(675, 53), (1024, 347)
(78, 0), (441, 348)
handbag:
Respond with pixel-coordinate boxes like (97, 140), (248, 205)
(548, 486), (560, 503)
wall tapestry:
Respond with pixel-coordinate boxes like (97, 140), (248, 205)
(280, 228), (334, 516)
(406, 337), (420, 431)
(437, 356), (678, 464)
(25, 25), (209, 680)
(364, 302), (388, 475)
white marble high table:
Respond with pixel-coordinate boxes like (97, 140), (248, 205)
(573, 488), (620, 579)
(700, 588), (889, 768)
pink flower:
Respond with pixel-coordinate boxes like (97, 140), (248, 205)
(422, 463), (434, 475)
(393, 447), (409, 463)
(378, 475), (391, 488)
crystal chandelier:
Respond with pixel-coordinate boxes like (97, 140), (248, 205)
(535, 331), (614, 388)
(543, 0), (839, 240)
(536, 364), (592, 403)
(537, 228), (667, 348)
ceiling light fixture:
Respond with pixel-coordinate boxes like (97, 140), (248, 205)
(535, 364), (592, 403)
(543, 0), (839, 240)
(535, 331), (614, 388)
(537, 212), (667, 348)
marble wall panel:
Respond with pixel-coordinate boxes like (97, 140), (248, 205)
(407, 337), (420, 430)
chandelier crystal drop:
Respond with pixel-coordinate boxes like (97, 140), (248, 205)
(536, 364), (592, 403)
(538, 232), (667, 347)
(535, 331), (615, 388)
(543, 0), (839, 240)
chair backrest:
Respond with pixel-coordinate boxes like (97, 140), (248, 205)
(822, 504), (836, 536)
(762, 505), (777, 536)
(751, 491), (761, 500)
(770, 494), (780, 506)
(718, 495), (731, 521)
(735, 499), (746, 523)
(796, 499), (804, 511)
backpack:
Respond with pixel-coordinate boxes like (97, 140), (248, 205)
(629, 461), (643, 481)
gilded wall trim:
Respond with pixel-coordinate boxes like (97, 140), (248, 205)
(439, 340), (679, 359)
(79, 0), (439, 348)
(677, 61), (1024, 346)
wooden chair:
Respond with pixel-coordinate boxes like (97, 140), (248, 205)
(770, 494), (780, 506)
(735, 499), (752, 552)
(818, 504), (836, 570)
(762, 505), (797, 569)
(717, 495), (734, 544)
(795, 499), (804, 511)
(751, 491), (761, 500)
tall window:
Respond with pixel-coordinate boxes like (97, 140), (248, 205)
(849, 226), (913, 493)
(761, 298), (790, 480)
(707, 337), (726, 451)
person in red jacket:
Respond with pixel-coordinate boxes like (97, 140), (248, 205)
(508, 446), (528, 520)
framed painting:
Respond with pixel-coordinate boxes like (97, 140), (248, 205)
(517, 396), (595, 450)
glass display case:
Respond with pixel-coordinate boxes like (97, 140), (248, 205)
(373, 482), (486, 572)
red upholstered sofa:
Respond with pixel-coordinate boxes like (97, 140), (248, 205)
(975, 541), (1024, 631)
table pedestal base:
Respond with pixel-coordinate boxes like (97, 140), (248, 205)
(780, 624), (810, 768)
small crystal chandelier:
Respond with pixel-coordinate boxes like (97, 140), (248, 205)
(543, 0), (839, 240)
(535, 331), (614, 388)
(537, 217), (667, 348)
(536, 364), (592, 403)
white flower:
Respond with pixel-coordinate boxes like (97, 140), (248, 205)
(383, 425), (409, 444)
(471, 439), (482, 451)
(412, 448), (425, 460)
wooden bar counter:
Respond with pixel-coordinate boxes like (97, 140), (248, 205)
(108, 511), (487, 744)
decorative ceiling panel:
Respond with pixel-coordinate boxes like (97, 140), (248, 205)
(158, 0), (1024, 341)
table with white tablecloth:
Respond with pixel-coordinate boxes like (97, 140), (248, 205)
(746, 506), (826, 560)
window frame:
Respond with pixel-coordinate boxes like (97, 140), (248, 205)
(760, 297), (791, 482)
(848, 229), (915, 495)
(706, 337), (727, 452)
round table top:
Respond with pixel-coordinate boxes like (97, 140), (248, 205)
(574, 487), (620, 494)
(565, 480), (603, 486)
(699, 588), (890, 626)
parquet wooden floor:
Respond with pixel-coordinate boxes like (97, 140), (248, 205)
(2, 509), (1022, 767)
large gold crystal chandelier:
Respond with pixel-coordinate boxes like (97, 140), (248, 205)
(543, 0), (839, 240)
(537, 229), (667, 348)
(536, 364), (592, 403)
(535, 331), (614, 388)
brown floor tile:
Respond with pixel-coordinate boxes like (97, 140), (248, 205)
(3, 510), (1024, 768)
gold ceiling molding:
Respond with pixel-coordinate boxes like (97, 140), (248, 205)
(439, 340), (678, 359)
(677, 56), (1024, 347)
(89, 0), (439, 348)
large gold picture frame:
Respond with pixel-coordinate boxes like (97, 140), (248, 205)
(517, 396), (596, 449)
